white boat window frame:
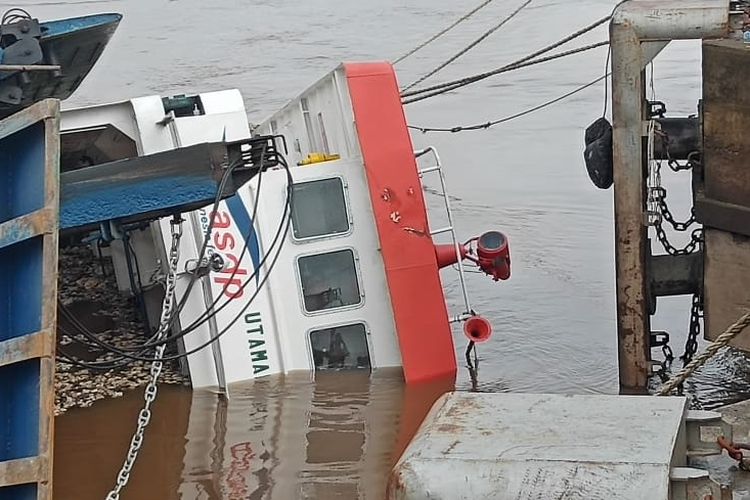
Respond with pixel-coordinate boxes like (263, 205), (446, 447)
(306, 320), (373, 374)
(294, 246), (366, 316)
(290, 175), (354, 243)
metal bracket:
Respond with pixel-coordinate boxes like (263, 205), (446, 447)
(669, 467), (724, 500)
(672, 409), (732, 498)
(685, 409), (732, 457)
(653, 116), (701, 160)
(695, 191), (750, 237)
(0, 18), (43, 77)
(646, 244), (703, 314)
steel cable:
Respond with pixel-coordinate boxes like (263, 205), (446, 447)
(408, 72), (608, 133)
(393, 0), (499, 65)
(402, 40), (608, 105)
(401, 14), (611, 103)
(56, 158), (244, 367)
(57, 145), (273, 365)
(58, 155), (294, 367)
(401, 0), (532, 91)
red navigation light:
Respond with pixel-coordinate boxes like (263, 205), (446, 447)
(463, 315), (492, 343)
(434, 243), (468, 269)
(475, 231), (510, 281)
(432, 231), (510, 281)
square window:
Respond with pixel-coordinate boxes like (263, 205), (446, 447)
(310, 324), (370, 371)
(298, 249), (361, 312)
(292, 178), (349, 239)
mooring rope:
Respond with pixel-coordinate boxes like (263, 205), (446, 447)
(658, 310), (750, 396)
(402, 40), (608, 106)
(401, 13), (611, 102)
(393, 0), (499, 65)
(401, 0), (533, 91)
(408, 71), (608, 133)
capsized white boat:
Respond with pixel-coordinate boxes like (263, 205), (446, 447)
(59, 62), (511, 389)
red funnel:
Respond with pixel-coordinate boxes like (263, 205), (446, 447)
(463, 316), (492, 343)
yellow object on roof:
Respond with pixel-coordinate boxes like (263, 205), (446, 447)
(298, 152), (341, 166)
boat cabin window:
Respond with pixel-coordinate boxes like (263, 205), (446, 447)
(291, 178), (349, 240)
(310, 323), (370, 371)
(298, 249), (362, 313)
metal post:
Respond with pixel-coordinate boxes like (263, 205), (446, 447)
(610, 19), (650, 394)
(609, 0), (730, 394)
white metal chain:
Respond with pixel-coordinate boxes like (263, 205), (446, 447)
(105, 218), (183, 500)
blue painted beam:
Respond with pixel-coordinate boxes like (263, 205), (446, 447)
(60, 141), (256, 231)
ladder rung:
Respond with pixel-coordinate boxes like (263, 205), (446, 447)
(419, 165), (441, 174)
(430, 226), (453, 236)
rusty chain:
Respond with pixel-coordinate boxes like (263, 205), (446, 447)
(666, 151), (701, 173)
(650, 156), (703, 256)
(654, 222), (703, 257)
(650, 331), (674, 383)
(654, 186), (696, 232)
(647, 124), (705, 385)
(680, 293), (704, 367)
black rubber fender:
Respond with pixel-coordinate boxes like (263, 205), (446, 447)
(583, 117), (614, 189)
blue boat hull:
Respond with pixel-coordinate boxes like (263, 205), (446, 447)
(0, 13), (122, 118)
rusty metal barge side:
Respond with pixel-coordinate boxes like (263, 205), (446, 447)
(0, 99), (60, 500)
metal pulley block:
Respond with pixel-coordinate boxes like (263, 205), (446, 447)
(0, 17), (43, 68)
(0, 16), (43, 105)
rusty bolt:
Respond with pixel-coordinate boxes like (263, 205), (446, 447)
(407, 187), (415, 195)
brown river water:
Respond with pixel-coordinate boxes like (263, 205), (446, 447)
(6, 0), (750, 496)
(54, 371), (452, 499)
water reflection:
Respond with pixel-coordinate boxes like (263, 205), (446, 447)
(54, 370), (452, 499)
